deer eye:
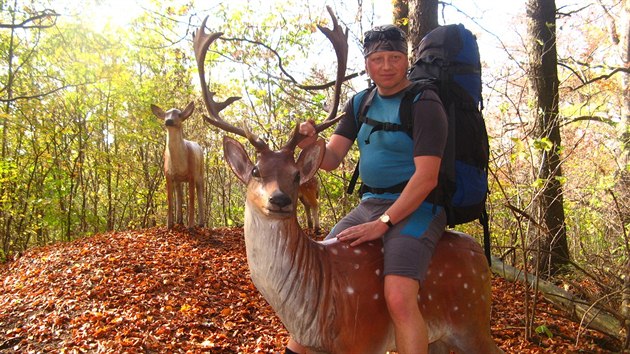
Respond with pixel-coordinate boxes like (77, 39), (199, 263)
(252, 166), (261, 178)
(293, 172), (300, 184)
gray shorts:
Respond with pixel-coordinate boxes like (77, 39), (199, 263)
(326, 198), (446, 283)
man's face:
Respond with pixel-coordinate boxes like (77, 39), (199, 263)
(365, 50), (409, 95)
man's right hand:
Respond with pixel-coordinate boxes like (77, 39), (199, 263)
(298, 119), (317, 148)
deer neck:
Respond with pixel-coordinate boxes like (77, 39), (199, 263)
(165, 129), (189, 174)
(243, 200), (331, 345)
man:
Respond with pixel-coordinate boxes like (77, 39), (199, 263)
(288, 24), (448, 354)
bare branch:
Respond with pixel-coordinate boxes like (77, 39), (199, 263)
(0, 9), (59, 29)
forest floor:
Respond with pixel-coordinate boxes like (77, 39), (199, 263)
(0, 227), (623, 353)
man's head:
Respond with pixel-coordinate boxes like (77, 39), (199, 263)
(363, 25), (410, 95)
(363, 25), (408, 58)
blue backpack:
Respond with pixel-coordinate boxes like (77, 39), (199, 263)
(348, 24), (491, 264)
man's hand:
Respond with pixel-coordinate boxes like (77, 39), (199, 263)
(297, 119), (317, 149)
(336, 220), (389, 246)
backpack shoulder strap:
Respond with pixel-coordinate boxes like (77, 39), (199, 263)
(398, 80), (438, 136)
(354, 86), (377, 127)
(347, 87), (376, 195)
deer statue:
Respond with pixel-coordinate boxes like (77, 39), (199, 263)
(151, 102), (205, 229)
(298, 170), (320, 233)
(193, 7), (503, 353)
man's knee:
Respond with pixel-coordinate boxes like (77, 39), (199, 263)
(384, 275), (420, 319)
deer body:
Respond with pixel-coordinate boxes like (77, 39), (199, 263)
(224, 137), (502, 353)
(152, 102), (205, 229)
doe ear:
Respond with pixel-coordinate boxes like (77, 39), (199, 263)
(296, 138), (325, 185)
(151, 104), (165, 119)
(180, 101), (195, 121)
(223, 135), (254, 184)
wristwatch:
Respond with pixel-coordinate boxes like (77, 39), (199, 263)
(379, 214), (394, 228)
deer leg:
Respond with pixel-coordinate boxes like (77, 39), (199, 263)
(442, 331), (504, 354)
(166, 178), (174, 229)
(196, 179), (205, 227)
(312, 202), (320, 233)
(187, 181), (195, 229)
(428, 340), (451, 354)
(300, 197), (313, 229)
(175, 182), (184, 225)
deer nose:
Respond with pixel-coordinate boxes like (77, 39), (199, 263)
(269, 191), (291, 208)
(165, 119), (175, 126)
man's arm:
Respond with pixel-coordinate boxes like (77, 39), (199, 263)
(298, 121), (353, 171)
(336, 155), (441, 246)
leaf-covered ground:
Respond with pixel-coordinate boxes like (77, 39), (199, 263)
(0, 227), (622, 353)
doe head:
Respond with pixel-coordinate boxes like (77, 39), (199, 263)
(151, 102), (195, 128)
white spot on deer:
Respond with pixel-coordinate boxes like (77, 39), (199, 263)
(373, 293), (379, 300)
(331, 248), (339, 255)
(353, 249), (362, 255)
(427, 293), (433, 301)
(346, 286), (355, 295)
(470, 250), (475, 257)
(438, 271), (444, 277)
(354, 263), (360, 270)
(453, 306), (459, 312)
(457, 273), (462, 278)
(463, 283), (468, 289)
(375, 269), (381, 276)
(381, 247), (385, 254)
(449, 242), (454, 247)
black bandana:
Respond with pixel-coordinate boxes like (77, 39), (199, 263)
(363, 39), (408, 58)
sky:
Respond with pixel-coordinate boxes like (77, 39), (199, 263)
(81, 0), (523, 71)
(85, 0), (521, 37)
(83, 0), (523, 60)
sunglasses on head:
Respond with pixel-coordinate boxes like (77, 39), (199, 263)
(364, 26), (406, 44)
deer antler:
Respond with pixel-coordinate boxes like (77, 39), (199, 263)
(193, 16), (268, 151)
(284, 6), (349, 150)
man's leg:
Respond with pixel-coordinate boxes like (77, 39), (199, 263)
(384, 274), (427, 354)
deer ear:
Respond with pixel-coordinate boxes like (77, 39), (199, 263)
(296, 138), (325, 185)
(151, 104), (165, 119)
(180, 101), (195, 120)
(223, 135), (253, 184)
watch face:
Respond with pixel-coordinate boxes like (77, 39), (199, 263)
(380, 214), (390, 223)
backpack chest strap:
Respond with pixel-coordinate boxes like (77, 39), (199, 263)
(357, 115), (406, 144)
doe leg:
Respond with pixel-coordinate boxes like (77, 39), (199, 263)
(175, 182), (184, 225)
(196, 179), (205, 227)
(166, 178), (174, 229)
(187, 181), (195, 229)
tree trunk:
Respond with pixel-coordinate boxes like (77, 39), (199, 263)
(408, 0), (439, 62)
(392, 0), (408, 33)
(491, 256), (625, 343)
(526, 0), (570, 276)
(620, 0), (630, 346)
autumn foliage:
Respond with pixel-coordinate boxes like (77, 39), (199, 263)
(0, 227), (621, 353)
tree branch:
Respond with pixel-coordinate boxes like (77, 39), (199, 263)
(0, 84), (87, 103)
(221, 36), (362, 91)
(0, 9), (59, 29)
